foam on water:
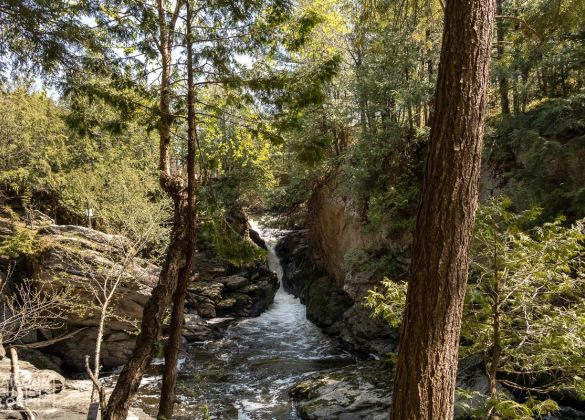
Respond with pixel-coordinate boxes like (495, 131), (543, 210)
(135, 218), (355, 419)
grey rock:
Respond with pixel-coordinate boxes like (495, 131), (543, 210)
(29, 225), (159, 371)
(0, 378), (153, 420)
(0, 358), (65, 399)
(276, 230), (396, 355)
(217, 275), (249, 291)
(290, 361), (391, 420)
(290, 357), (504, 420)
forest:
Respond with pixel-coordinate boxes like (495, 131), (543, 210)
(0, 0), (584, 419)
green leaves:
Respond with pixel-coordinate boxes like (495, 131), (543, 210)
(199, 216), (267, 267)
(363, 277), (406, 328)
(0, 88), (68, 194)
(367, 196), (585, 413)
(0, 225), (39, 259)
(0, 0), (109, 77)
(467, 197), (585, 412)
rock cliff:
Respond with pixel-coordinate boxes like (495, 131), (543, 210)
(276, 174), (409, 355)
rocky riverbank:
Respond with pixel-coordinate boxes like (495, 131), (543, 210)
(0, 358), (152, 419)
(290, 357), (514, 420)
(274, 199), (585, 419)
(0, 203), (279, 417)
(25, 223), (278, 372)
(290, 356), (585, 420)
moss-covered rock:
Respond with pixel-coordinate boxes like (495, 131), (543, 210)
(290, 361), (391, 420)
(290, 357), (520, 420)
(306, 276), (353, 334)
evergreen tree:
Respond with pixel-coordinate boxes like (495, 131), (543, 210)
(390, 1), (496, 418)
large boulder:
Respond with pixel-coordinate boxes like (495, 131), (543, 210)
(29, 225), (159, 371)
(182, 313), (234, 342)
(290, 357), (509, 420)
(290, 361), (391, 420)
(185, 252), (279, 320)
(0, 362), (152, 420)
(275, 229), (320, 299)
(305, 276), (353, 335)
(0, 358), (65, 399)
(20, 379), (153, 420)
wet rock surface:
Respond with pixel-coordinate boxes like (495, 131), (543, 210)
(289, 357), (510, 420)
(275, 229), (396, 356)
(305, 276), (353, 335)
(275, 228), (314, 298)
(290, 361), (392, 420)
(290, 356), (585, 420)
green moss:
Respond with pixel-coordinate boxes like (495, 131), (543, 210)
(225, 292), (253, 307)
(290, 378), (327, 400)
(192, 363), (227, 383)
(0, 225), (39, 258)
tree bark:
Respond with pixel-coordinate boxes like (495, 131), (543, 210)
(390, 1), (496, 419)
(158, 0), (198, 416)
(103, 2), (186, 419)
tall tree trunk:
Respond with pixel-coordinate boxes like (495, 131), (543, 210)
(496, 0), (510, 115)
(158, 0), (198, 416)
(390, 1), (496, 419)
(104, 2), (185, 419)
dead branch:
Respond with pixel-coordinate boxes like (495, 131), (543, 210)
(495, 15), (538, 36)
(12, 327), (88, 349)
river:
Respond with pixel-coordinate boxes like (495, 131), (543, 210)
(135, 221), (355, 419)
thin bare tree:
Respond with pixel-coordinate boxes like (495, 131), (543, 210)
(0, 265), (79, 420)
(52, 228), (157, 416)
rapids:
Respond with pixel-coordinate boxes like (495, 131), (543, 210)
(135, 221), (355, 419)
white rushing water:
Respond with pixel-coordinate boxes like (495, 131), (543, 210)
(136, 220), (354, 419)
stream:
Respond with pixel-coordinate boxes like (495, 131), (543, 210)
(135, 221), (355, 419)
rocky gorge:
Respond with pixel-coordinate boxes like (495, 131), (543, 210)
(29, 225), (278, 373)
(275, 174), (408, 358)
(2, 183), (585, 419)
(277, 175), (585, 420)
(0, 201), (280, 417)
